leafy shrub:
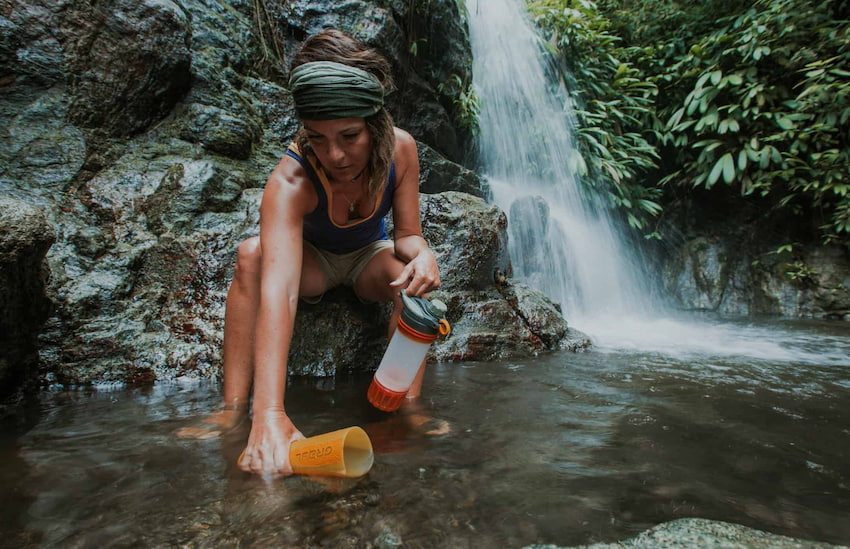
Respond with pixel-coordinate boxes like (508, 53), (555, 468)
(605, 0), (850, 245)
(527, 0), (663, 234)
(530, 0), (850, 246)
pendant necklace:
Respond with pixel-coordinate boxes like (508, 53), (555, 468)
(341, 167), (367, 214)
(341, 193), (357, 214)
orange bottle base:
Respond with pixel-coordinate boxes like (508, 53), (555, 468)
(367, 378), (407, 412)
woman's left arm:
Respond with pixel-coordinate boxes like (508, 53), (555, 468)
(389, 129), (441, 297)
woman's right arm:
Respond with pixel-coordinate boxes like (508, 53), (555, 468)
(237, 158), (316, 477)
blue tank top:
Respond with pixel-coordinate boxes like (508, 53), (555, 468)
(285, 146), (395, 254)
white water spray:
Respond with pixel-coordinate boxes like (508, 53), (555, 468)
(467, 0), (653, 324)
(465, 0), (850, 363)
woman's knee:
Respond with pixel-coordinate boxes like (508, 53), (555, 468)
(234, 237), (261, 284)
(354, 250), (404, 302)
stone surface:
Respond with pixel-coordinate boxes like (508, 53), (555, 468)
(660, 236), (850, 318)
(63, 0), (193, 136)
(522, 518), (849, 549)
(0, 0), (512, 391)
(418, 141), (487, 198)
(0, 198), (55, 401)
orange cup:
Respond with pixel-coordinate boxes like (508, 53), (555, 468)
(289, 426), (374, 477)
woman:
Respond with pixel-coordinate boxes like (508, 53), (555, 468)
(179, 30), (441, 477)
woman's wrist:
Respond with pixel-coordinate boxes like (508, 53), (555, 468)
(251, 404), (287, 418)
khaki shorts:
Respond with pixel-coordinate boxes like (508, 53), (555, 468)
(302, 239), (395, 304)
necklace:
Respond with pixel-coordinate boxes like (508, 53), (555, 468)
(340, 192), (358, 213)
(339, 167), (367, 214)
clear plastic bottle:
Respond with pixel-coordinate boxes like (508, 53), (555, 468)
(367, 291), (450, 412)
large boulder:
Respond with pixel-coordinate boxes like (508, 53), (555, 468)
(32, 158), (584, 384)
(661, 236), (850, 318)
(172, 0), (267, 160)
(63, 0), (193, 136)
(418, 141), (487, 198)
(0, 198), (55, 401)
(0, 0), (586, 391)
(419, 193), (590, 360)
(0, 0), (67, 85)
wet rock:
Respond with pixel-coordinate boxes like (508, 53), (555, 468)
(416, 192), (590, 360)
(177, 102), (263, 160)
(0, 0), (68, 85)
(522, 517), (849, 548)
(63, 0), (192, 136)
(290, 289), (391, 377)
(0, 86), (87, 203)
(374, 529), (403, 548)
(0, 198), (55, 401)
(1, 0), (584, 388)
(430, 284), (590, 362)
(418, 191), (507, 292)
(661, 236), (850, 318)
(418, 141), (487, 198)
(508, 195), (554, 276)
(386, 0), (475, 162)
(173, 1), (265, 159)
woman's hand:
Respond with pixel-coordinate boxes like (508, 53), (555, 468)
(390, 247), (440, 297)
(238, 409), (304, 477)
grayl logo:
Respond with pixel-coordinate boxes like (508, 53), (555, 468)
(296, 445), (334, 461)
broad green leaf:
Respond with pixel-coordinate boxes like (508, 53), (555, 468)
(738, 149), (748, 171)
(710, 70), (722, 85)
(776, 117), (795, 130)
(721, 153), (735, 183)
(708, 156), (725, 186)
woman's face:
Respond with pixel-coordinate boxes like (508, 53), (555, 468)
(302, 118), (372, 184)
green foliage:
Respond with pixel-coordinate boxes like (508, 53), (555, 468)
(629, 0), (850, 245)
(531, 0), (850, 246)
(437, 73), (481, 136)
(526, 0), (662, 232)
(784, 261), (818, 287)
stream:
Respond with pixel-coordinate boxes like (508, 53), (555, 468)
(2, 316), (849, 548)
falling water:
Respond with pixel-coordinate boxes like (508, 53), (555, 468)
(463, 0), (850, 362)
(466, 0), (653, 327)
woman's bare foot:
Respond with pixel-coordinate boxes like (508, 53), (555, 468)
(400, 399), (451, 436)
(176, 407), (247, 440)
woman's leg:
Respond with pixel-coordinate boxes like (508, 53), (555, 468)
(352, 248), (429, 397)
(220, 237), (263, 408)
(178, 238), (327, 438)
(177, 237), (263, 438)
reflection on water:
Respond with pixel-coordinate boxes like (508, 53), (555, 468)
(2, 318), (850, 548)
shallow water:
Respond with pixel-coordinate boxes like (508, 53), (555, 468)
(2, 317), (850, 548)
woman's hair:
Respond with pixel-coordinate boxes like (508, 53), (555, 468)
(291, 30), (396, 199)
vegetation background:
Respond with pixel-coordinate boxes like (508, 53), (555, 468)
(525, 0), (850, 254)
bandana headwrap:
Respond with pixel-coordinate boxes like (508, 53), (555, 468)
(289, 61), (384, 120)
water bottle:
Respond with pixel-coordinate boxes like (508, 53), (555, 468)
(367, 290), (450, 412)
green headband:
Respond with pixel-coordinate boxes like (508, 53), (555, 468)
(289, 61), (384, 120)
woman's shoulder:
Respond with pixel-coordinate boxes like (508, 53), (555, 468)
(264, 152), (319, 213)
(392, 127), (418, 164)
(393, 126), (416, 150)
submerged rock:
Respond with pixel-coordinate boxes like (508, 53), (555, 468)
(523, 518), (849, 549)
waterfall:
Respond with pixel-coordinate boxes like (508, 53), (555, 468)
(466, 0), (654, 332)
